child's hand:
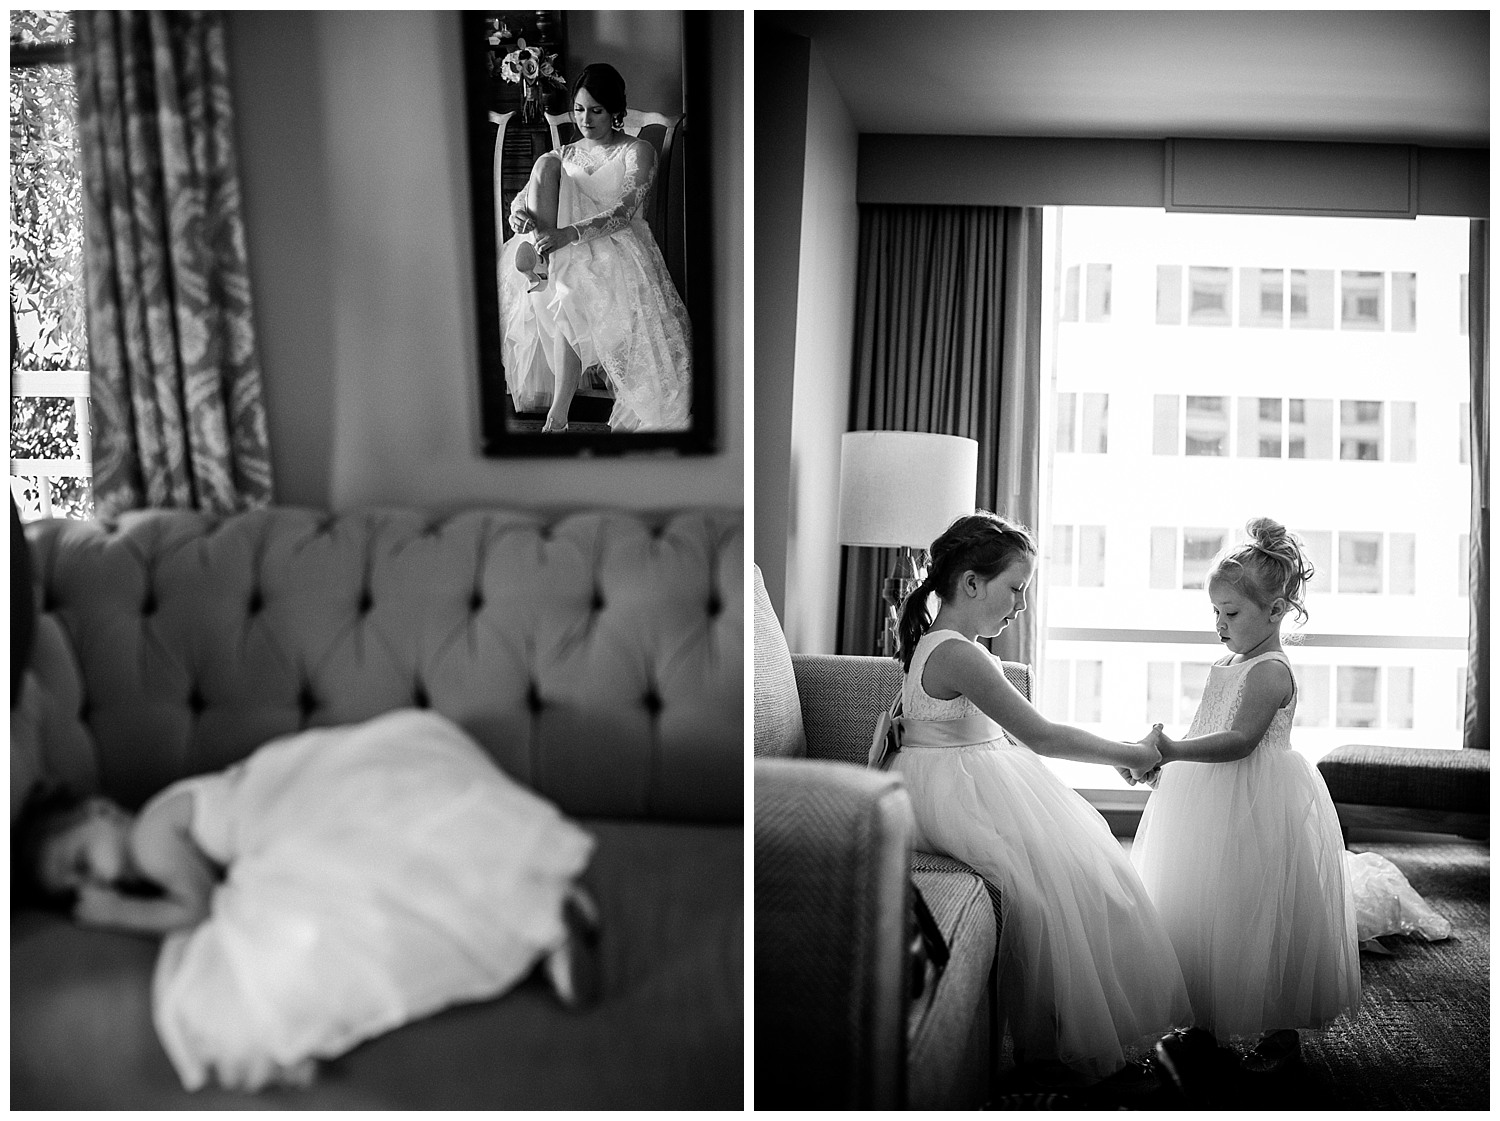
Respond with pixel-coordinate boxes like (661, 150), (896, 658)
(1115, 766), (1139, 786)
(1135, 765), (1163, 788)
(73, 883), (121, 928)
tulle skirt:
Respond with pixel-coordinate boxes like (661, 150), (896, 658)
(895, 742), (1192, 1078)
(1131, 744), (1360, 1040)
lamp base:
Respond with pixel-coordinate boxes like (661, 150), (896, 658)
(879, 547), (923, 659)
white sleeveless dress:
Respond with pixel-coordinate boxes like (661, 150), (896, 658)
(893, 630), (1191, 1078)
(1131, 651), (1361, 1041)
(498, 138), (692, 432)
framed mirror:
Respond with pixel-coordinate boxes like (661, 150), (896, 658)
(463, 11), (715, 457)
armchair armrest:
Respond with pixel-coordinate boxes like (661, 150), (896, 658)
(753, 757), (913, 1109)
(791, 654), (902, 767)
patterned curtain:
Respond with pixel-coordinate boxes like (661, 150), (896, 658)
(73, 11), (273, 516)
(837, 205), (1044, 663)
(1465, 219), (1488, 749)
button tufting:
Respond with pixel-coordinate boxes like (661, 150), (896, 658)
(526, 683), (544, 713)
(413, 683), (430, 709)
(357, 589), (373, 614)
(706, 594), (722, 617)
(247, 589), (264, 615)
(469, 589), (484, 612)
(141, 592), (158, 616)
(188, 689), (206, 715)
(643, 690), (663, 715)
(299, 688), (317, 716)
(591, 589), (605, 612)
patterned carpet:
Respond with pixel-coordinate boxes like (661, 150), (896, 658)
(991, 836), (1489, 1110)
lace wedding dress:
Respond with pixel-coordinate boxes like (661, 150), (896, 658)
(499, 138), (692, 432)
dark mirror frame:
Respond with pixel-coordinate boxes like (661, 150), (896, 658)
(463, 11), (716, 458)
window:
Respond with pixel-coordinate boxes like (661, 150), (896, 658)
(1085, 264), (1111, 323)
(1042, 207), (1472, 786)
(1184, 396), (1228, 456)
(10, 10), (92, 522)
(1340, 270), (1384, 329)
(1187, 266), (1231, 325)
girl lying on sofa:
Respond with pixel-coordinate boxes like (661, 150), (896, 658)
(13, 708), (600, 1093)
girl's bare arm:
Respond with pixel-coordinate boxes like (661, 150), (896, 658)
(930, 639), (1161, 772)
(1158, 660), (1292, 764)
(76, 790), (219, 935)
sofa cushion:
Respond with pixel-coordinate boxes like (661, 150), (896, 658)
(20, 508), (743, 824)
(1317, 745), (1490, 814)
(10, 819), (741, 1109)
(753, 565), (805, 758)
(907, 858), (998, 1110)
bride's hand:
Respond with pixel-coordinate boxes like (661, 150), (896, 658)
(509, 205), (536, 235)
(534, 224), (576, 257)
(1123, 724), (1164, 775)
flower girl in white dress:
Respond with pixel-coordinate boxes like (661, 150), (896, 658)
(893, 512), (1190, 1085)
(1129, 518), (1361, 1078)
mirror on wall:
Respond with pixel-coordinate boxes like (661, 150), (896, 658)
(463, 10), (715, 457)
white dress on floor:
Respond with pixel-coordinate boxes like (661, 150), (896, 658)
(498, 138), (692, 432)
(892, 630), (1192, 1078)
(1131, 651), (1361, 1041)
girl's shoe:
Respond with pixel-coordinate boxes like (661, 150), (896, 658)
(1242, 1029), (1300, 1074)
(1153, 1028), (1223, 1101)
(545, 885), (602, 1010)
(514, 241), (548, 291)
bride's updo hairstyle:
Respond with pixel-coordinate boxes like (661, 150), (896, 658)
(1209, 517), (1315, 626)
(897, 511), (1036, 670)
(573, 63), (628, 123)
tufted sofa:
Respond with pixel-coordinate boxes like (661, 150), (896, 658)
(753, 566), (1015, 1109)
(10, 506), (743, 1110)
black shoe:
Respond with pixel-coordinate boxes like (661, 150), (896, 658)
(1154, 1028), (1223, 1102)
(1242, 1029), (1301, 1074)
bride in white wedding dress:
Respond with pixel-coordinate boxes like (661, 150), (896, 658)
(499, 62), (692, 434)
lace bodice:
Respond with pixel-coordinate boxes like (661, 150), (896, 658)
(903, 630), (993, 721)
(1187, 651), (1297, 752)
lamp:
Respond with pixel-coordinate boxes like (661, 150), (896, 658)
(838, 431), (979, 657)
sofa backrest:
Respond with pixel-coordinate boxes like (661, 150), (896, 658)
(13, 507), (742, 824)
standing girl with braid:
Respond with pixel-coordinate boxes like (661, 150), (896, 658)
(894, 511), (1190, 1087)
(1130, 518), (1359, 1081)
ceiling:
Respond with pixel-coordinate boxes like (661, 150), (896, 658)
(763, 10), (1490, 149)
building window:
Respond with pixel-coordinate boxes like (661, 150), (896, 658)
(1339, 400), (1384, 461)
(1182, 528), (1226, 590)
(1156, 265), (1182, 326)
(1387, 666), (1415, 729)
(1339, 532), (1383, 593)
(1061, 265), (1080, 322)
(1290, 268), (1335, 329)
(1298, 529), (1333, 596)
(10, 11), (92, 522)
(1460, 272), (1469, 335)
(1085, 263), (1111, 323)
(1185, 395), (1228, 456)
(1337, 666), (1380, 727)
(1238, 396), (1283, 458)
(1389, 532), (1417, 596)
(1077, 525), (1106, 588)
(1152, 394), (1179, 455)
(1392, 271), (1417, 332)
(1295, 664), (1331, 728)
(1188, 266), (1232, 326)
(1241, 267), (1284, 327)
(1389, 401), (1417, 462)
(1288, 398), (1334, 459)
(1340, 270), (1384, 330)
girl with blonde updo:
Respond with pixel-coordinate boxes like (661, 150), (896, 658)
(893, 511), (1190, 1088)
(1129, 517), (1360, 1083)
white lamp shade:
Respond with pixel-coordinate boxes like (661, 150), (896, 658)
(837, 431), (979, 549)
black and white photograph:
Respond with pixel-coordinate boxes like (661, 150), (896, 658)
(752, 9), (1489, 1113)
(9, 8), (743, 1110)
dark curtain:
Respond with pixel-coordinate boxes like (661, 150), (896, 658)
(837, 205), (1044, 661)
(1465, 219), (1488, 749)
(74, 11), (274, 516)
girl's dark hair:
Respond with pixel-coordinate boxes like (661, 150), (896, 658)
(572, 62), (627, 118)
(1209, 516), (1315, 624)
(896, 511), (1037, 670)
(11, 783), (91, 913)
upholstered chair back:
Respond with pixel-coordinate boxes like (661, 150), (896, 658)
(12, 508), (742, 824)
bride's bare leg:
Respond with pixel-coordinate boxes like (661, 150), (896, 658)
(543, 344), (581, 432)
(517, 156), (562, 289)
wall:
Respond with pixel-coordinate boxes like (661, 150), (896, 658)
(228, 10), (742, 517)
(784, 47), (859, 654)
(565, 11), (681, 112)
(750, 28), (808, 617)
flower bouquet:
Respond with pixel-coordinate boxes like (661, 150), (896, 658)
(496, 36), (567, 123)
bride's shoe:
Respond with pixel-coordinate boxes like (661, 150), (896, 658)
(541, 415), (568, 433)
(514, 241), (548, 291)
